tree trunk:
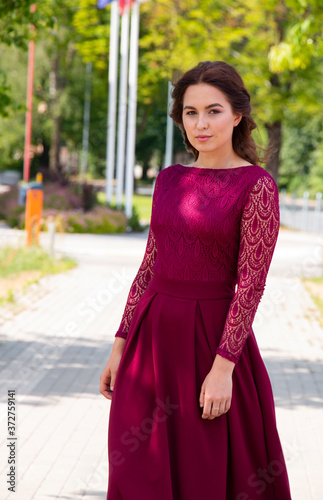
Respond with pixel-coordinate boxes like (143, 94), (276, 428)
(265, 121), (282, 183)
(49, 55), (60, 172)
(49, 114), (62, 172)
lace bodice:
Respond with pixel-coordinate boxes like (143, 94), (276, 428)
(115, 164), (280, 364)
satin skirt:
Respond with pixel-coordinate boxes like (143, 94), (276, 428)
(106, 273), (291, 500)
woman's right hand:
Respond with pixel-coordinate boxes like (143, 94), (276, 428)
(100, 337), (126, 400)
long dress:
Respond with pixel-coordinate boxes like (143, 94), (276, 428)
(106, 163), (292, 500)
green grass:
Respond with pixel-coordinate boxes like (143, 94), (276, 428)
(302, 275), (323, 283)
(0, 245), (77, 279)
(302, 276), (323, 327)
(96, 192), (153, 223)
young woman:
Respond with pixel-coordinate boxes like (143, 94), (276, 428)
(100, 61), (292, 500)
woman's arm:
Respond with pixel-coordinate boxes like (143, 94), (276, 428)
(114, 225), (157, 339)
(216, 173), (280, 364)
(114, 173), (161, 340)
(199, 173), (280, 417)
(100, 174), (161, 399)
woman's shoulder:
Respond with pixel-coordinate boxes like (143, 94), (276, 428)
(243, 166), (279, 207)
(158, 164), (179, 174)
(247, 165), (278, 188)
(155, 164), (180, 183)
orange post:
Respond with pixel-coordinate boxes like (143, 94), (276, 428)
(25, 189), (43, 246)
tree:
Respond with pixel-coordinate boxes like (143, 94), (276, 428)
(0, 0), (54, 116)
(138, 0), (323, 181)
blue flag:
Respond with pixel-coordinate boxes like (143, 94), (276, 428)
(97, 0), (113, 9)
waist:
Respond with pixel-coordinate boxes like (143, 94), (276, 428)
(148, 273), (236, 300)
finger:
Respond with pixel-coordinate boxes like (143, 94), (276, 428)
(199, 387), (205, 409)
(100, 374), (112, 399)
(211, 402), (220, 417)
(100, 384), (112, 399)
(224, 398), (231, 413)
(110, 376), (116, 392)
(202, 399), (212, 419)
(101, 390), (112, 400)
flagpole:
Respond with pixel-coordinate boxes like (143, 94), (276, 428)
(23, 3), (37, 183)
(116, 0), (130, 209)
(81, 61), (92, 180)
(125, 0), (140, 219)
(105, 0), (120, 204)
(163, 81), (174, 170)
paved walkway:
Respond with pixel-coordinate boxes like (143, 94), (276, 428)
(0, 227), (322, 499)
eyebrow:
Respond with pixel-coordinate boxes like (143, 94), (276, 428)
(183, 103), (224, 110)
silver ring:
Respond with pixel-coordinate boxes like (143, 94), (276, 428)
(213, 406), (220, 410)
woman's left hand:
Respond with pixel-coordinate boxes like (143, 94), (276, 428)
(199, 354), (235, 419)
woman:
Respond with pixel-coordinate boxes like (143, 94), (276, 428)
(100, 61), (292, 499)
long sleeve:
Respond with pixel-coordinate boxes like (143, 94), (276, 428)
(115, 174), (160, 340)
(216, 174), (280, 364)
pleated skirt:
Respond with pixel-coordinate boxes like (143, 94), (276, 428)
(106, 273), (292, 500)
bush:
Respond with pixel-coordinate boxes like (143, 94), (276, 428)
(37, 206), (127, 234)
(42, 182), (83, 210)
(127, 205), (147, 232)
(0, 182), (127, 234)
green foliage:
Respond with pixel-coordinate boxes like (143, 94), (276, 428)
(279, 114), (323, 195)
(0, 0), (55, 115)
(126, 205), (146, 232)
(73, 0), (110, 69)
(1, 0), (323, 187)
(0, 71), (13, 117)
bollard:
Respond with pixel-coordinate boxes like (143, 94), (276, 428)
(25, 189), (43, 246)
(47, 216), (55, 256)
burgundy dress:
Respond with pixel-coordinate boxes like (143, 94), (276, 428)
(106, 164), (292, 500)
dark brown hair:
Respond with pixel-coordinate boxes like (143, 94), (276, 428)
(170, 61), (261, 164)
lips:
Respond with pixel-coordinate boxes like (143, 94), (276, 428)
(196, 135), (212, 141)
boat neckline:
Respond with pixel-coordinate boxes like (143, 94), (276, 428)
(175, 163), (256, 171)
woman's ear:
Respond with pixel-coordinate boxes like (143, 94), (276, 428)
(234, 115), (242, 127)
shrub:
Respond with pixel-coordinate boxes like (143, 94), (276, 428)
(36, 206), (127, 234)
(0, 181), (127, 234)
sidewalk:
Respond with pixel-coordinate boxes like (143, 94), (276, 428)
(0, 227), (322, 499)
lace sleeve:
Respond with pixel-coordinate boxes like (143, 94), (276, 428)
(216, 174), (280, 364)
(114, 174), (160, 340)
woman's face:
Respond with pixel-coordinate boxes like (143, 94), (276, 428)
(182, 83), (241, 156)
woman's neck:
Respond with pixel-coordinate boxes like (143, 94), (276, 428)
(194, 151), (247, 169)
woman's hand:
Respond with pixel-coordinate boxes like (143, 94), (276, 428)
(100, 338), (126, 400)
(199, 354), (235, 419)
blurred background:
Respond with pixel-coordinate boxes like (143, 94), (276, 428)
(0, 0), (323, 234)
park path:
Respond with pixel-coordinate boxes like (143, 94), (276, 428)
(0, 226), (322, 499)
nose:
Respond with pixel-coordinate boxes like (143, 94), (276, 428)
(196, 113), (208, 130)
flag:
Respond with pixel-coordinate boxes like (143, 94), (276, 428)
(97, 0), (113, 9)
(97, 0), (135, 14)
(119, 0), (135, 15)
